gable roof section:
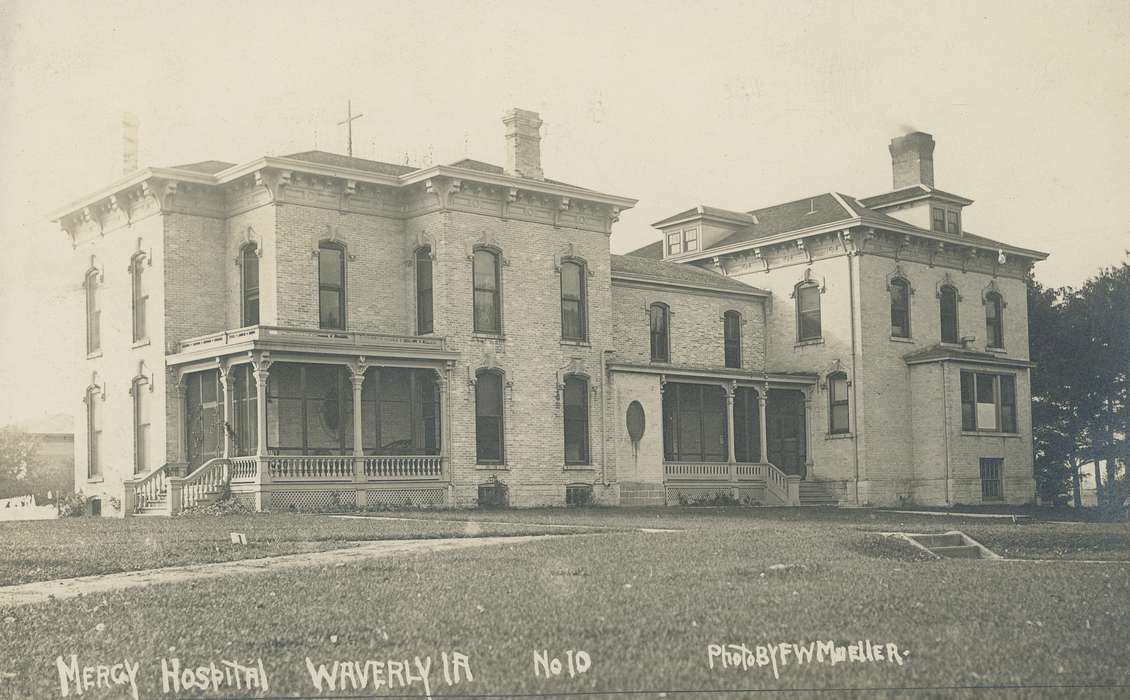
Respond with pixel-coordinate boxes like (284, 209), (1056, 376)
(859, 184), (974, 209)
(622, 240), (664, 259)
(611, 254), (767, 296)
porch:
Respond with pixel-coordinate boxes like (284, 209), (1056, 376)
(126, 325), (460, 515)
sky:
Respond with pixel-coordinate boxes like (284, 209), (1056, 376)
(1, 0), (1128, 425)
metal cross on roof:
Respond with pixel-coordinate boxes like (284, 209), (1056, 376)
(337, 100), (364, 158)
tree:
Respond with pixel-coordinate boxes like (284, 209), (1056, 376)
(0, 427), (45, 499)
(1029, 256), (1129, 508)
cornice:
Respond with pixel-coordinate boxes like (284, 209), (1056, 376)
(403, 165), (637, 209)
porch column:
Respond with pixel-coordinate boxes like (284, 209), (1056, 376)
(758, 386), (769, 463)
(350, 364), (366, 484)
(803, 387), (814, 476)
(251, 358), (271, 511)
(724, 382), (737, 480)
(174, 375), (188, 465)
(219, 366), (233, 459)
(438, 365), (451, 483)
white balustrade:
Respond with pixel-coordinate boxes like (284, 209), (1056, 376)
(365, 455), (443, 480)
(230, 456), (258, 481)
(267, 456), (354, 480)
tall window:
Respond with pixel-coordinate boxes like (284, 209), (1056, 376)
(86, 388), (102, 478)
(241, 244), (260, 326)
(723, 310), (742, 368)
(415, 247), (433, 335)
(318, 242), (345, 329)
(960, 371), (1017, 433)
(563, 375), (590, 465)
(472, 249), (501, 334)
(131, 255), (147, 342)
(985, 292), (1004, 348)
(890, 278), (911, 338)
(796, 283), (821, 341)
(132, 378), (150, 473)
(85, 270), (100, 354)
(828, 372), (849, 434)
(649, 303), (670, 362)
(475, 370), (504, 463)
(939, 285), (959, 344)
(560, 260), (587, 341)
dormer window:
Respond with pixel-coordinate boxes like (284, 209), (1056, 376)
(666, 227), (699, 256)
(932, 206), (961, 234)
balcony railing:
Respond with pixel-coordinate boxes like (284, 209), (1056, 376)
(176, 324), (448, 355)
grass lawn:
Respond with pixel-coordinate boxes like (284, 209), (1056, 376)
(0, 514), (585, 586)
(1, 508), (1128, 698)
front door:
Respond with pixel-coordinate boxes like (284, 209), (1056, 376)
(185, 370), (223, 470)
(767, 389), (806, 477)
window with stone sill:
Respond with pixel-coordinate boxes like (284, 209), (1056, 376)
(960, 370), (1017, 433)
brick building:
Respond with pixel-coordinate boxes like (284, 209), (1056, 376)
(53, 112), (1046, 514)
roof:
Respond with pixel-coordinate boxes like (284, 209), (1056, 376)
(622, 240), (664, 259)
(11, 413), (74, 435)
(653, 205), (757, 228)
(903, 345), (1034, 368)
(449, 158), (504, 174)
(283, 150), (419, 176)
(859, 184), (974, 208)
(645, 190), (1047, 262)
(168, 160), (237, 174)
(610, 254), (768, 296)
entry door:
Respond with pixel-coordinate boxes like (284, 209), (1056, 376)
(767, 389), (806, 477)
(185, 370), (223, 469)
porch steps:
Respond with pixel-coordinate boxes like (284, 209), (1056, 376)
(798, 481), (841, 506)
(134, 488), (224, 516)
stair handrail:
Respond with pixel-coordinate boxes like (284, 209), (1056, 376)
(123, 464), (170, 513)
(761, 461), (792, 505)
(179, 457), (232, 512)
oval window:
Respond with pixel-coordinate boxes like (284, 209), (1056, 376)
(626, 401), (646, 443)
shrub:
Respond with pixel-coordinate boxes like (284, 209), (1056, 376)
(57, 492), (87, 517)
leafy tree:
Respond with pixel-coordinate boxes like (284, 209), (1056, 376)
(1030, 256), (1129, 508)
(0, 427), (45, 498)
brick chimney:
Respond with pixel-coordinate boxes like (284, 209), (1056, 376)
(503, 108), (543, 180)
(889, 131), (935, 190)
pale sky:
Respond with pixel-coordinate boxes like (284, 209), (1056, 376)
(1, 0), (1128, 425)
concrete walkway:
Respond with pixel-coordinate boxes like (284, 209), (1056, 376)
(0, 535), (563, 608)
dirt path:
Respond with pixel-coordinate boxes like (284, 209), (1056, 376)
(0, 535), (563, 608)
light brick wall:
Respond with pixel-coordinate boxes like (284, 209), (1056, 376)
(69, 208), (169, 514)
(435, 210), (614, 506)
(609, 283), (766, 372)
(609, 371), (665, 501)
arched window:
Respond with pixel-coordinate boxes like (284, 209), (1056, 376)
(723, 310), (742, 368)
(415, 247), (433, 335)
(132, 377), (150, 474)
(890, 278), (911, 338)
(475, 370), (505, 463)
(85, 387), (102, 479)
(649, 303), (670, 362)
(796, 283), (821, 341)
(472, 248), (501, 334)
(560, 260), (587, 341)
(318, 242), (346, 329)
(828, 372), (849, 434)
(563, 375), (590, 465)
(985, 292), (1004, 348)
(241, 244), (260, 326)
(939, 285), (959, 344)
(131, 255), (147, 342)
(85, 270), (100, 354)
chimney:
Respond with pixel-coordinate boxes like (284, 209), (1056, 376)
(122, 112), (139, 174)
(888, 131), (935, 189)
(503, 108), (543, 180)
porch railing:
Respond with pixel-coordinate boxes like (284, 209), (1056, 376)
(181, 458), (232, 510)
(663, 460), (798, 505)
(176, 324), (448, 354)
(364, 455), (443, 480)
(267, 456), (353, 480)
(124, 465), (169, 514)
(230, 456), (258, 482)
